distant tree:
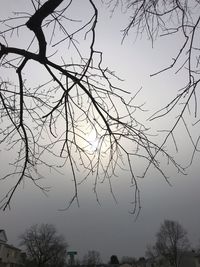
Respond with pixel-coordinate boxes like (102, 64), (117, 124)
(82, 250), (102, 267)
(19, 223), (68, 267)
(121, 256), (137, 265)
(197, 240), (200, 253)
(155, 220), (190, 267)
(110, 255), (119, 265)
(145, 244), (158, 261)
(137, 257), (146, 266)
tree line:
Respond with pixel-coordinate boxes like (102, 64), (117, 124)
(19, 219), (199, 267)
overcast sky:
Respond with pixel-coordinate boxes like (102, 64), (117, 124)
(0, 0), (200, 263)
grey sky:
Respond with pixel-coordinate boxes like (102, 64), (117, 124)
(0, 0), (200, 263)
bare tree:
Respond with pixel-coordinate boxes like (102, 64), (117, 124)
(82, 250), (102, 267)
(0, 0), (191, 214)
(121, 256), (137, 265)
(19, 223), (68, 267)
(110, 255), (119, 265)
(155, 220), (190, 267)
(145, 244), (158, 261)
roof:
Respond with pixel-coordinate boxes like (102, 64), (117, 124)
(0, 230), (8, 243)
(2, 243), (21, 251)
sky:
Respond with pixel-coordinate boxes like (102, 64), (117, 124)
(0, 0), (200, 263)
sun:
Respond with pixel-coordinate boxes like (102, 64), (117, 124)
(87, 129), (99, 152)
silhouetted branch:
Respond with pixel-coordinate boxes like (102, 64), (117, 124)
(26, 0), (64, 57)
(0, 0), (192, 214)
(108, 0), (200, 169)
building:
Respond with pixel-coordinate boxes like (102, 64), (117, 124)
(0, 230), (24, 267)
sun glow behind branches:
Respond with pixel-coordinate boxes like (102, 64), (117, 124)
(87, 129), (99, 152)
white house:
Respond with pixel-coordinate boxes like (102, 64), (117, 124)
(0, 230), (24, 267)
